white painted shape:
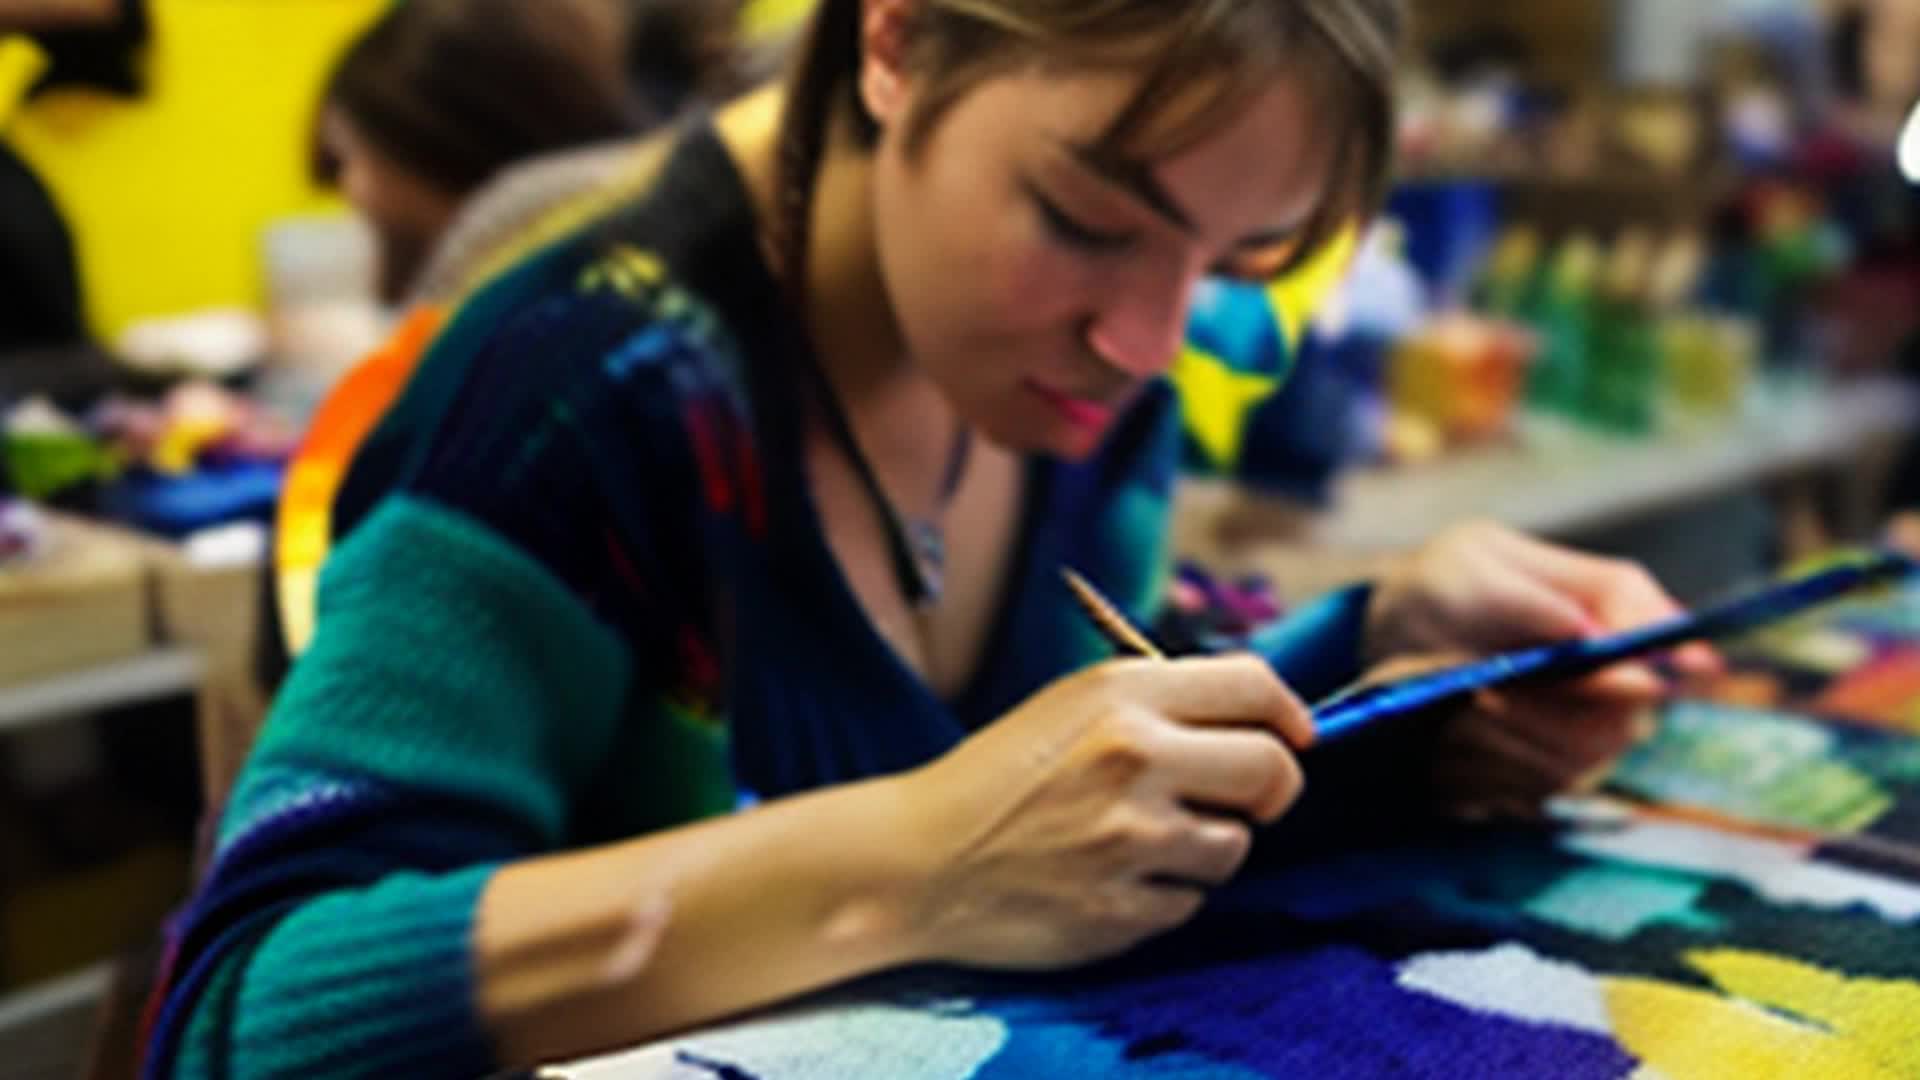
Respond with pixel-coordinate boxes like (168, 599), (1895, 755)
(552, 999), (1008, 1080)
(1564, 822), (1920, 922)
(1397, 943), (1613, 1036)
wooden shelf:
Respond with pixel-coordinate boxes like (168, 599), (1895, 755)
(0, 649), (203, 734)
(1310, 378), (1919, 552)
(0, 961), (112, 1074)
(1179, 377), (1920, 594)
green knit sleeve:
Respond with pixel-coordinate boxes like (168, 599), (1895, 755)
(235, 495), (633, 845)
(149, 496), (634, 1078)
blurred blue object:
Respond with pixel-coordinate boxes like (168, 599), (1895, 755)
(101, 460), (283, 538)
(1179, 277), (1361, 504)
(1227, 338), (1364, 506)
(1186, 276), (1295, 379)
(1387, 180), (1500, 301)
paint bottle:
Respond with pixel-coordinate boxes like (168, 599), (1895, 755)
(1585, 229), (1661, 435)
(1522, 234), (1599, 416)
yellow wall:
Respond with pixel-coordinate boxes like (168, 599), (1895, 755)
(4, 0), (388, 340)
(742, 0), (816, 38)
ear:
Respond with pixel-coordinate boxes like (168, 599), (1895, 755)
(858, 0), (915, 127)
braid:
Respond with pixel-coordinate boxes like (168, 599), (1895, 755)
(772, 0), (868, 310)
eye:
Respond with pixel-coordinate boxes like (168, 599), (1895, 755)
(1212, 239), (1303, 284)
(1027, 184), (1135, 254)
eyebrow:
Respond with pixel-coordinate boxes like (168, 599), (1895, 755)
(1063, 139), (1306, 251)
(1065, 140), (1196, 234)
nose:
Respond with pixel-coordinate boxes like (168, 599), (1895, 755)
(1084, 260), (1200, 378)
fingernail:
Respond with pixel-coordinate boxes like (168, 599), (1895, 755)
(1589, 669), (1661, 700)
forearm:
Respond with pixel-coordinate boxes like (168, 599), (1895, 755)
(475, 772), (931, 1068)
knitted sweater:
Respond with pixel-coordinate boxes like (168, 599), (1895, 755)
(143, 124), (1399, 1078)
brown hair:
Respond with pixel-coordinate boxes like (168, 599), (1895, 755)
(775, 0), (1406, 290)
(314, 0), (741, 198)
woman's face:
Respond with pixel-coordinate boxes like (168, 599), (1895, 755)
(320, 106), (463, 302)
(866, 64), (1334, 460)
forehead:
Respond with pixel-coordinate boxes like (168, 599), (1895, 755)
(949, 65), (1336, 239)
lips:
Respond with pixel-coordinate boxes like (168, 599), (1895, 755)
(1025, 379), (1116, 430)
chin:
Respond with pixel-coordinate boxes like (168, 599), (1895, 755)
(978, 414), (1103, 461)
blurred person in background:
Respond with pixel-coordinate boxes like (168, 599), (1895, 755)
(311, 0), (738, 306)
(0, 0), (146, 355)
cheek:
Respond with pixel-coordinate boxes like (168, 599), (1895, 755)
(942, 196), (1097, 342)
(876, 156), (1094, 379)
(339, 159), (382, 220)
(998, 245), (1088, 317)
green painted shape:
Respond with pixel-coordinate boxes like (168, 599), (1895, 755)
(1525, 866), (1725, 942)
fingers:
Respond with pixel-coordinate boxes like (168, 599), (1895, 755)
(1501, 693), (1646, 769)
(1104, 881), (1209, 938)
(1100, 655), (1316, 749)
(1498, 530), (1653, 611)
(1477, 529), (1724, 683)
(1669, 641), (1726, 678)
(1358, 651), (1477, 688)
(1479, 555), (1606, 644)
(1145, 815), (1255, 888)
(1149, 724), (1305, 824)
(1447, 693), (1644, 801)
(1571, 661), (1668, 701)
(1887, 512), (1920, 559)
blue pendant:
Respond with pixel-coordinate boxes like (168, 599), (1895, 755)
(907, 518), (947, 608)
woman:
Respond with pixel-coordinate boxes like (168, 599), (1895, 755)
(146, 2), (1711, 1074)
(312, 0), (733, 304)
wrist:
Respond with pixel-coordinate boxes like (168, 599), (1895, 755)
(817, 772), (947, 970)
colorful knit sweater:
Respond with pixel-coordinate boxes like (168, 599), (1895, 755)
(143, 125), (1402, 1078)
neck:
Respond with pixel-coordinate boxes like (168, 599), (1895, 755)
(722, 85), (963, 478)
(723, 86), (943, 407)
(804, 109), (918, 407)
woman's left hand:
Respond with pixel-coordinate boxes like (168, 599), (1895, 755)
(1363, 521), (1722, 819)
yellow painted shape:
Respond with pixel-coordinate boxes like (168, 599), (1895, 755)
(578, 245), (668, 298)
(1604, 975), (1896, 1080)
(1170, 225), (1360, 469)
(1264, 225), (1358, 347)
(5, 0), (388, 339)
(1687, 950), (1920, 1076)
(1169, 345), (1282, 468)
(0, 36), (48, 127)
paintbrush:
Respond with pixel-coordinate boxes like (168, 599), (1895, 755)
(1063, 569), (1167, 660)
(1069, 551), (1920, 745)
(1313, 549), (1920, 743)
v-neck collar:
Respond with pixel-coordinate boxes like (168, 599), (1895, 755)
(643, 123), (1061, 732)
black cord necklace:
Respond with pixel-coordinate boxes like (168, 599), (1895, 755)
(772, 109), (972, 610)
(804, 364), (973, 609)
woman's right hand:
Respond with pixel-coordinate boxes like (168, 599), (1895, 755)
(892, 655), (1314, 971)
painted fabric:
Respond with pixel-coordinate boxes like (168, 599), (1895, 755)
(561, 571), (1920, 1080)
